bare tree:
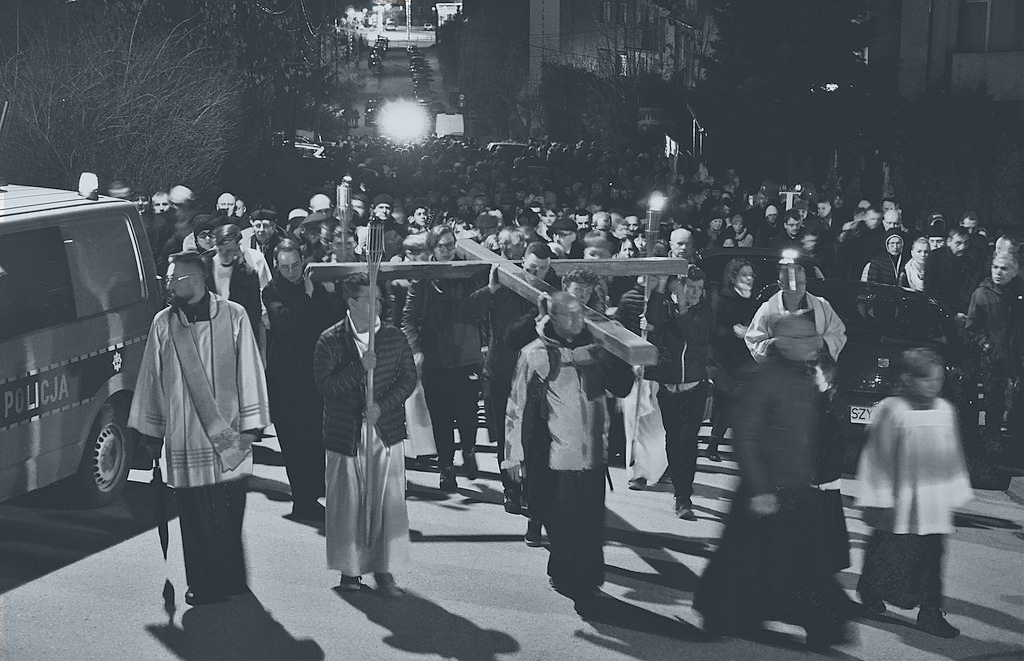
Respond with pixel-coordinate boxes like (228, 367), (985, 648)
(0, 20), (243, 196)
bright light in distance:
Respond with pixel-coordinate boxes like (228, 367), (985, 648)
(377, 100), (431, 144)
(649, 191), (667, 212)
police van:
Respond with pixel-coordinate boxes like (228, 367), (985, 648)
(0, 174), (161, 505)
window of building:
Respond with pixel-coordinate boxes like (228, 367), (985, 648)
(601, 2), (612, 24)
(62, 214), (145, 318)
(959, 0), (1024, 51)
(619, 3), (628, 25)
(0, 227), (77, 341)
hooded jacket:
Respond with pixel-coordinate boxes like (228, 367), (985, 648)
(863, 231), (907, 286)
(502, 320), (633, 519)
(966, 276), (1024, 376)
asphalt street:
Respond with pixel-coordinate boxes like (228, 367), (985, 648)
(1, 421), (1022, 661)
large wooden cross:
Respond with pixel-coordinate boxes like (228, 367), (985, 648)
(307, 240), (689, 366)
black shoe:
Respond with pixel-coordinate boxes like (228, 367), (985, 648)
(184, 589), (223, 607)
(675, 498), (697, 521)
(806, 625), (849, 651)
(503, 492), (521, 514)
(857, 598), (886, 616)
(707, 451), (722, 462)
(290, 502), (326, 521)
(525, 520), (543, 547)
(462, 451), (479, 480)
(917, 608), (960, 638)
(439, 467), (458, 492)
(337, 575), (363, 592)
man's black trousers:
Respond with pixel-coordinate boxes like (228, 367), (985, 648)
(542, 468), (606, 593)
(658, 382), (709, 502)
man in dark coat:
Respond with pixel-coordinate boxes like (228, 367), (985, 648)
(926, 226), (987, 319)
(475, 243), (560, 512)
(966, 252), (1024, 464)
(504, 293), (633, 608)
(646, 267), (713, 521)
(262, 240), (344, 519)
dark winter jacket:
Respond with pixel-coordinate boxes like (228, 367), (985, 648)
(644, 289), (713, 385)
(205, 255), (263, 343)
(478, 268), (562, 392)
(966, 276), (1024, 377)
(402, 274), (489, 370)
(262, 272), (344, 399)
(313, 320), (418, 455)
(613, 284), (646, 335)
(710, 285), (759, 373)
(925, 247), (987, 315)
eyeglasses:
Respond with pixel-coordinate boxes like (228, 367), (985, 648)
(278, 262), (303, 272)
(435, 241), (456, 250)
(168, 274), (195, 285)
(197, 230), (213, 238)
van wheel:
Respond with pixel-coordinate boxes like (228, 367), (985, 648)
(73, 402), (134, 507)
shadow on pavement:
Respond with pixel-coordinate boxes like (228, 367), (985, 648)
(337, 588), (519, 660)
(0, 479), (171, 594)
(571, 595), (707, 659)
(953, 512), (1023, 531)
(146, 591), (323, 660)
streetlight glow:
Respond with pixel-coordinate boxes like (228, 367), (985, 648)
(377, 100), (431, 144)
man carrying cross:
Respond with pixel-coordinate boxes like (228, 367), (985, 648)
(504, 291), (633, 607)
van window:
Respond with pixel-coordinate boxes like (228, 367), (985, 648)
(0, 227), (77, 340)
(63, 214), (144, 317)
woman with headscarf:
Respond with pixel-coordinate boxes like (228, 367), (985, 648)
(862, 231), (907, 286)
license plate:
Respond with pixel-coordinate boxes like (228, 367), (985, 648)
(850, 405), (874, 425)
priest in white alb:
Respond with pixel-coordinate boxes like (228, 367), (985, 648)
(129, 250), (270, 607)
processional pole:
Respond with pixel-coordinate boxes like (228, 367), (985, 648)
(629, 192), (666, 482)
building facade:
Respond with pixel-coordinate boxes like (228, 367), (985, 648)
(899, 0), (1024, 101)
(527, 0), (710, 89)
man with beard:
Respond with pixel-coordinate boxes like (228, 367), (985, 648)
(925, 227), (987, 320)
(129, 250), (270, 606)
(262, 240), (344, 520)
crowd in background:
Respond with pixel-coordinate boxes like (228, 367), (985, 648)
(104, 135), (1022, 646)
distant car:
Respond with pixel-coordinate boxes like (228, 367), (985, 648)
(384, 19), (396, 31)
(429, 100), (445, 114)
(424, 23), (434, 30)
(293, 140), (326, 159)
(486, 141), (530, 161)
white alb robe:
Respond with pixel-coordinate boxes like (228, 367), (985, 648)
(128, 295), (271, 488)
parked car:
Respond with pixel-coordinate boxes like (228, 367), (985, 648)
(0, 175), (161, 505)
(753, 278), (981, 469)
(424, 22), (434, 30)
(694, 247), (824, 296)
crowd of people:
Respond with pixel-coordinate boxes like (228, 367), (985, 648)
(115, 137), (1022, 651)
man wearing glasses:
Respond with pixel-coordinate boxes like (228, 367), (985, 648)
(129, 250), (270, 607)
(262, 240), (344, 520)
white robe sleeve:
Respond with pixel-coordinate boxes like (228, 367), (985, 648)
(233, 307), (271, 432)
(856, 397), (899, 509)
(128, 316), (168, 439)
(817, 297), (848, 361)
(744, 300), (773, 363)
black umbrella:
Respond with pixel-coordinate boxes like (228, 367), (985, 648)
(151, 462), (176, 620)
